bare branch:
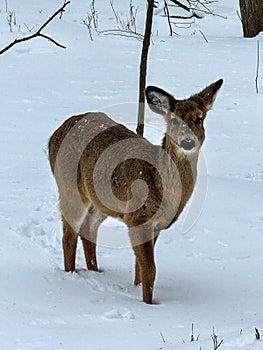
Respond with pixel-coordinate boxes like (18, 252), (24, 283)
(169, 0), (227, 20)
(199, 29), (208, 43)
(211, 327), (223, 350)
(82, 17), (94, 41)
(109, 0), (138, 33)
(37, 1), (70, 33)
(170, 0), (191, 12)
(6, 10), (17, 33)
(255, 40), (260, 94)
(160, 332), (166, 343)
(191, 323), (195, 342)
(194, 0), (216, 16)
(164, 0), (173, 36)
(38, 33), (66, 48)
(23, 23), (38, 33)
(0, 1), (70, 56)
(255, 327), (261, 340)
(110, 0), (121, 25)
(82, 0), (98, 41)
(190, 0), (227, 19)
(161, 13), (199, 19)
(98, 29), (143, 41)
(90, 0), (98, 29)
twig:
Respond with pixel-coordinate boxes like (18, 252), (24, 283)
(199, 29), (208, 43)
(162, 13), (199, 19)
(160, 332), (166, 343)
(196, 0), (227, 19)
(193, 0), (213, 15)
(38, 33), (65, 47)
(82, 0), (99, 41)
(190, 323), (200, 342)
(98, 29), (143, 41)
(191, 323), (195, 342)
(82, 16), (94, 41)
(170, 19), (195, 29)
(236, 9), (242, 22)
(23, 23), (38, 33)
(255, 328), (261, 340)
(0, 1), (70, 56)
(128, 0), (138, 33)
(110, 0), (138, 33)
(255, 40), (260, 94)
(168, 0), (203, 19)
(110, 0), (120, 25)
(7, 10), (16, 33)
(90, 0), (98, 29)
(164, 0), (173, 36)
(170, 0), (190, 12)
(211, 327), (223, 350)
(169, 0), (227, 20)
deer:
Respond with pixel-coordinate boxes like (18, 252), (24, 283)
(48, 79), (223, 304)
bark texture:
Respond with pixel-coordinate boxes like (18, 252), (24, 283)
(239, 0), (263, 38)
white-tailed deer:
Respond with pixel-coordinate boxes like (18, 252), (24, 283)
(48, 79), (223, 304)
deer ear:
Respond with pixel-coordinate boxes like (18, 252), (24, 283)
(145, 86), (177, 116)
(196, 79), (223, 110)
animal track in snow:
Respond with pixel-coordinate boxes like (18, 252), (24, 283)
(103, 308), (135, 320)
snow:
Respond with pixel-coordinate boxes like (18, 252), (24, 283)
(1, 0), (263, 349)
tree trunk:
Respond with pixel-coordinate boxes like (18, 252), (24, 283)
(136, 0), (154, 136)
(239, 0), (263, 38)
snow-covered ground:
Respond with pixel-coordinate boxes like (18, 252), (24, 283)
(1, 0), (263, 349)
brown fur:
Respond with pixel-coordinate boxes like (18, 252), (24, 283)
(48, 79), (223, 304)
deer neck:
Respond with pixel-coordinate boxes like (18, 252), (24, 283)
(161, 134), (199, 185)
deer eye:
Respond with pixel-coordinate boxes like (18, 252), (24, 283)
(171, 118), (179, 126)
(195, 117), (203, 125)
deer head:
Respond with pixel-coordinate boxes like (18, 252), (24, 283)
(145, 79), (223, 154)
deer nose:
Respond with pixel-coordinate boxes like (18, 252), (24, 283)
(180, 138), (196, 150)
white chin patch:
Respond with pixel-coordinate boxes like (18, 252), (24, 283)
(179, 145), (199, 155)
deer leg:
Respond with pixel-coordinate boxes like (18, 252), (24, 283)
(130, 229), (156, 304)
(79, 206), (106, 271)
(81, 238), (98, 271)
(134, 232), (159, 286)
(134, 242), (156, 304)
(134, 259), (141, 286)
(62, 216), (78, 272)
